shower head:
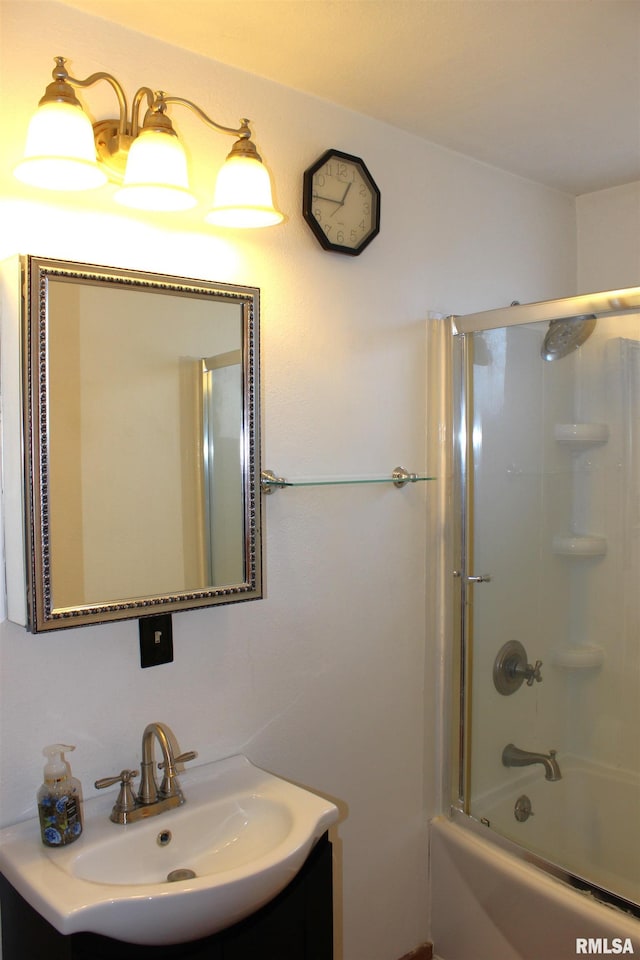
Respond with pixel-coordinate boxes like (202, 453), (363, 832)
(541, 314), (596, 361)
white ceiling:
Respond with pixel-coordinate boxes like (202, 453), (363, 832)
(58, 0), (640, 195)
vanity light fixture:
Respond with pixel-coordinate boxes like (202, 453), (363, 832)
(14, 56), (283, 228)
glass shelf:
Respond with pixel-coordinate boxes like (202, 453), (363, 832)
(261, 467), (434, 493)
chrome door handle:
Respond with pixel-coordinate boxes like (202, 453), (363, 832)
(453, 571), (492, 582)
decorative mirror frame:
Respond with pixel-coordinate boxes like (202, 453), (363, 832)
(22, 256), (262, 632)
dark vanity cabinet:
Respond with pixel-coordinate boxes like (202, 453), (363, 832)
(0, 834), (333, 960)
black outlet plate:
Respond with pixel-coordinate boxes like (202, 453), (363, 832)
(139, 614), (173, 668)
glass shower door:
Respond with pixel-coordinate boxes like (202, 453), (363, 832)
(454, 298), (640, 909)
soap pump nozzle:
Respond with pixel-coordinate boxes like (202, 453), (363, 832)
(42, 743), (75, 782)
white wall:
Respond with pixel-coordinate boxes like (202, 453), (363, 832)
(577, 181), (640, 292)
(0, 3), (577, 959)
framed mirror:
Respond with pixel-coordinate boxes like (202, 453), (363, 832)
(21, 256), (262, 632)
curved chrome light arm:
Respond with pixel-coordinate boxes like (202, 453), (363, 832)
(130, 86), (156, 138)
(161, 95), (252, 142)
(50, 56), (129, 137)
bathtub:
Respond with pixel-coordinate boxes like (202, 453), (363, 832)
(430, 803), (640, 960)
(474, 756), (640, 907)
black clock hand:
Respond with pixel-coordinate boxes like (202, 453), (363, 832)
(339, 181), (353, 204)
(313, 192), (342, 204)
(330, 181), (353, 216)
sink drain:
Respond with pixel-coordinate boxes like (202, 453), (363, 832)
(167, 868), (197, 883)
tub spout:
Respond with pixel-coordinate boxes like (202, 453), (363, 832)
(502, 743), (562, 781)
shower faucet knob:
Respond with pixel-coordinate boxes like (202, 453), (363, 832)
(493, 641), (543, 695)
(525, 659), (543, 686)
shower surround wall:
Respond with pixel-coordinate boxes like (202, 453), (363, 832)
(565, 315), (640, 772)
(575, 181), (640, 777)
(0, 3), (578, 959)
(467, 308), (640, 809)
(466, 321), (576, 804)
(465, 307), (640, 899)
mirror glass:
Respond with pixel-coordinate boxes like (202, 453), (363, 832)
(23, 257), (262, 631)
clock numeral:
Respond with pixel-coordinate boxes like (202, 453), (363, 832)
(322, 160), (355, 183)
(336, 230), (345, 244)
(363, 202), (370, 215)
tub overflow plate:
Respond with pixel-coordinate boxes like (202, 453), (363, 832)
(514, 794), (534, 822)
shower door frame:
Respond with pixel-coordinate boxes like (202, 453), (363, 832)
(449, 285), (640, 917)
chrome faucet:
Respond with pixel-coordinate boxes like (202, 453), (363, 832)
(502, 743), (562, 781)
(95, 722), (197, 824)
(139, 722), (186, 805)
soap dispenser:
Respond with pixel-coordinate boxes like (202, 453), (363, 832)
(37, 744), (83, 846)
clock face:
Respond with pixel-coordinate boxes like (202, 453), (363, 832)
(303, 149), (380, 255)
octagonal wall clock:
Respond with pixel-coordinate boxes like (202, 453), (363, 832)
(302, 148), (381, 256)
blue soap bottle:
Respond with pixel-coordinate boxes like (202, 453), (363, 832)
(37, 744), (83, 847)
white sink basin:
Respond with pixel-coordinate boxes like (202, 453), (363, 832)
(0, 755), (339, 946)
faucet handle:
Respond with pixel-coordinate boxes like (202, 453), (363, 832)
(95, 769), (139, 790)
(158, 750), (198, 770)
(157, 750), (197, 801)
(94, 769), (140, 824)
(526, 659), (543, 685)
(494, 641), (543, 695)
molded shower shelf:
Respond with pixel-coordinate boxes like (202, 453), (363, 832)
(552, 535), (607, 557)
(551, 645), (605, 669)
(554, 423), (609, 451)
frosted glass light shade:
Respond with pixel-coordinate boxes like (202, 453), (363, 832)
(114, 129), (196, 212)
(206, 155), (283, 228)
(13, 101), (107, 191)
